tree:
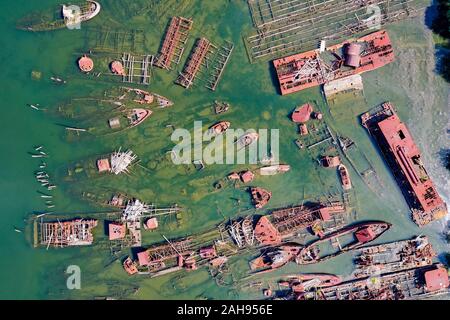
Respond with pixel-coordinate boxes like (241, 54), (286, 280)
(432, 0), (450, 38)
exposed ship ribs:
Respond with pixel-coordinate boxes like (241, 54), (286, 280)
(254, 202), (347, 245)
(271, 202), (345, 236)
(176, 37), (214, 89)
(39, 219), (98, 247)
(154, 16), (193, 70)
(139, 239), (193, 266)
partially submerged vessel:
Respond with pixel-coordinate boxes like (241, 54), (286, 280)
(208, 121), (231, 136)
(135, 238), (200, 276)
(236, 132), (258, 150)
(259, 164), (290, 176)
(249, 243), (303, 274)
(52, 88), (172, 140)
(34, 218), (98, 248)
(249, 187), (272, 209)
(76, 107), (152, 138)
(123, 257), (138, 275)
(228, 170), (255, 183)
(154, 16), (193, 70)
(227, 216), (256, 248)
(297, 264), (449, 300)
(273, 30), (394, 95)
(321, 155), (340, 168)
(361, 102), (447, 226)
(134, 243), (230, 277)
(17, 1), (101, 32)
(296, 221), (391, 265)
(64, 149), (137, 181)
(338, 164), (352, 190)
(81, 189), (132, 209)
(279, 273), (342, 293)
(118, 87), (173, 108)
(353, 235), (435, 278)
(55, 87), (173, 120)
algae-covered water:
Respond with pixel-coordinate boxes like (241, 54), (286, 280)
(0, 0), (449, 299)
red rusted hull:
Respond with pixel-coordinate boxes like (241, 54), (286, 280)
(361, 102), (448, 226)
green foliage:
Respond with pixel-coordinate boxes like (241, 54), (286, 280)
(431, 0), (450, 38)
(439, 53), (450, 82)
(431, 1), (450, 81)
(444, 253), (450, 265)
(445, 151), (450, 171)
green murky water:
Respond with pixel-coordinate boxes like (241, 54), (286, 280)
(0, 0), (448, 299)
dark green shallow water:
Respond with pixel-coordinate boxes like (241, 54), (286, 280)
(0, 0), (448, 299)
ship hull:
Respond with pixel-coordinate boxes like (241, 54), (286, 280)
(361, 102), (447, 226)
(297, 221), (391, 265)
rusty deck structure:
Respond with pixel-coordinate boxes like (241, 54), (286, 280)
(353, 236), (435, 278)
(154, 16), (193, 70)
(38, 218), (98, 248)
